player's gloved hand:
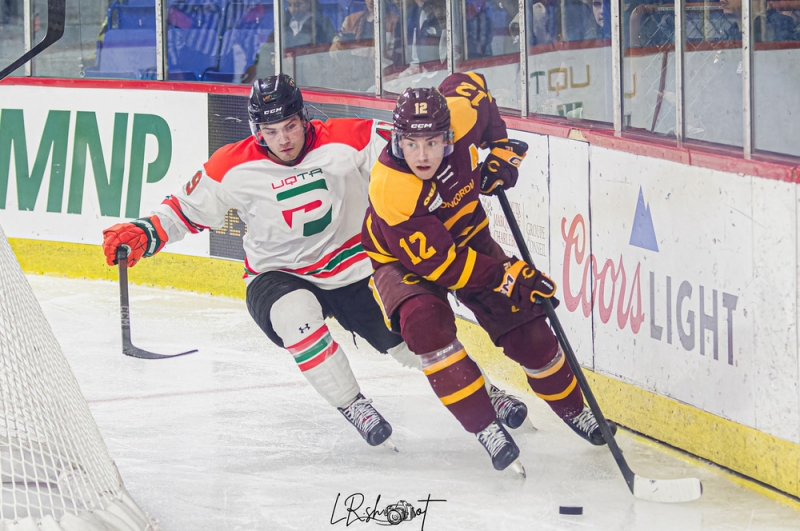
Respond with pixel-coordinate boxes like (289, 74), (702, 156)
(493, 258), (559, 309)
(102, 216), (168, 267)
(479, 139), (528, 195)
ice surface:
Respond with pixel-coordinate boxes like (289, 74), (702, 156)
(27, 275), (800, 531)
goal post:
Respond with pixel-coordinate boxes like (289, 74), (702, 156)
(0, 223), (159, 530)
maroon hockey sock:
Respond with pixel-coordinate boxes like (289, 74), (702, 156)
(525, 355), (584, 419)
(499, 321), (584, 419)
(398, 296), (494, 433)
(421, 341), (496, 434)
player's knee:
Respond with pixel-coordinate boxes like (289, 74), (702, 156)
(499, 318), (558, 368)
(397, 294), (457, 354)
(269, 289), (326, 347)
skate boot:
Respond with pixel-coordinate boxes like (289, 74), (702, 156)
(488, 385), (529, 429)
(476, 421), (525, 477)
(565, 405), (617, 446)
(338, 393), (394, 448)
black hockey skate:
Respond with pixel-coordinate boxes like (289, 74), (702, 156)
(565, 405), (617, 446)
(338, 393), (394, 448)
(476, 421), (525, 476)
(488, 385), (529, 429)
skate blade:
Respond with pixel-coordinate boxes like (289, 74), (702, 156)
(381, 437), (399, 452)
(508, 459), (526, 478)
(527, 416), (538, 431)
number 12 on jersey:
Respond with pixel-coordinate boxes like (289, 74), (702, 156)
(399, 232), (436, 264)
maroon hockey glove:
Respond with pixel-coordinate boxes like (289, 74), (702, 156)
(493, 258), (558, 309)
(102, 215), (168, 267)
(480, 139), (528, 195)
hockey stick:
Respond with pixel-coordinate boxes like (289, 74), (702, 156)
(117, 247), (198, 359)
(496, 189), (702, 503)
(0, 0), (66, 81)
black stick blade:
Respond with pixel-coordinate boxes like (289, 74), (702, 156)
(117, 247), (198, 360)
(123, 345), (199, 360)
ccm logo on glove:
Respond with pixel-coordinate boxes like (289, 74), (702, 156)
(479, 139), (529, 195)
(494, 259), (558, 309)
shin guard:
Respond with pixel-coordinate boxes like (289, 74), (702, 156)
(271, 290), (359, 408)
(420, 340), (496, 433)
(524, 347), (584, 419)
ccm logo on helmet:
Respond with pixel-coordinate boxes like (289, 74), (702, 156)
(264, 107), (284, 114)
(410, 123), (433, 129)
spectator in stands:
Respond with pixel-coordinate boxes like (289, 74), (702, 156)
(465, 0), (493, 58)
(508, 0), (597, 44)
(591, 0), (611, 38)
(522, 0), (557, 45)
(489, 0), (519, 53)
(329, 0), (402, 65)
(244, 0), (336, 83)
(720, 0), (798, 41)
(283, 0), (336, 47)
(405, 0), (444, 67)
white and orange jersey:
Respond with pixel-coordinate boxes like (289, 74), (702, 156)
(152, 118), (392, 289)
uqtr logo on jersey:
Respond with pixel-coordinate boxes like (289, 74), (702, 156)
(274, 168), (332, 237)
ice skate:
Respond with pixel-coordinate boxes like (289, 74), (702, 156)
(338, 393), (395, 449)
(565, 405), (617, 446)
(488, 385), (531, 430)
(476, 421), (525, 477)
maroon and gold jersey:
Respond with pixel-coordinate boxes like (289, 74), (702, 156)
(362, 72), (510, 291)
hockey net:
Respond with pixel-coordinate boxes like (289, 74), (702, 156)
(0, 224), (158, 530)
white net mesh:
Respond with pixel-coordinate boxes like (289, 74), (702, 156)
(0, 224), (157, 530)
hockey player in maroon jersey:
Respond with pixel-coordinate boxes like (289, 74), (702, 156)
(362, 72), (617, 474)
(101, 74), (527, 451)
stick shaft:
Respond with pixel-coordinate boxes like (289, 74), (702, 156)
(496, 190), (636, 491)
(117, 248), (133, 348)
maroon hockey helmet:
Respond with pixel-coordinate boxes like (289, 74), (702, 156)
(391, 87), (454, 159)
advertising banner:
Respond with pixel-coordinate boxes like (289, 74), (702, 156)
(586, 147), (798, 441)
(0, 86), (210, 257)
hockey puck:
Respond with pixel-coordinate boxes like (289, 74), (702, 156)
(559, 506), (583, 515)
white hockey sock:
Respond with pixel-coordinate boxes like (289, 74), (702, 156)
(271, 290), (360, 408)
(387, 342), (422, 370)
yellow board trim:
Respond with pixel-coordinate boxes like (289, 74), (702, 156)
(10, 238), (245, 298)
(454, 318), (800, 499)
(534, 375), (577, 401)
(422, 348), (467, 375)
(424, 244), (457, 282)
(448, 248), (476, 290)
(524, 352), (565, 379)
(440, 375), (485, 406)
(10, 238), (800, 501)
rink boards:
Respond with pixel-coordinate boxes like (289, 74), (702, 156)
(0, 80), (798, 499)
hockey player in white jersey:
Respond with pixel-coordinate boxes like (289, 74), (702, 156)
(101, 74), (528, 448)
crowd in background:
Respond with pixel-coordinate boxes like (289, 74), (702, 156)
(2, 0), (798, 88)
